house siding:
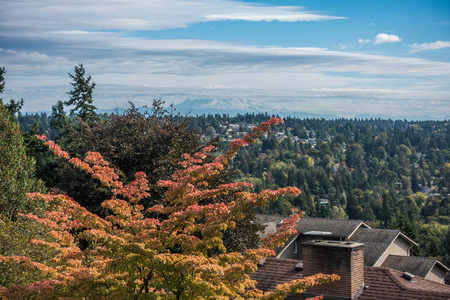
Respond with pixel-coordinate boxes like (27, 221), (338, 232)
(374, 236), (410, 267)
(427, 266), (447, 284)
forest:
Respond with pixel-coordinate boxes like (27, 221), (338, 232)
(0, 64), (449, 297)
(190, 113), (450, 262)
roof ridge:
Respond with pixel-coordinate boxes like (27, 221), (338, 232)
(301, 217), (363, 222)
(387, 255), (438, 261)
(352, 240), (391, 245)
(359, 228), (400, 232)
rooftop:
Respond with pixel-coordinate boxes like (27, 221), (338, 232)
(348, 228), (418, 266)
(381, 255), (450, 278)
(296, 217), (370, 239)
(250, 257), (450, 300)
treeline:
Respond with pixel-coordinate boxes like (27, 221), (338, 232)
(189, 113), (450, 263)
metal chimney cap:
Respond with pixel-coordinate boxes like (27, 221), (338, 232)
(303, 231), (332, 236)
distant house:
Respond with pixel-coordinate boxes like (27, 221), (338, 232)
(348, 228), (417, 266)
(250, 240), (450, 299)
(257, 216), (449, 284)
(381, 255), (450, 284)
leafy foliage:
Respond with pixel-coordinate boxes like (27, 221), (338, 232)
(0, 118), (338, 299)
(0, 103), (45, 218)
(50, 100), (202, 214)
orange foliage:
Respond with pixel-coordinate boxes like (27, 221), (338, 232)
(1, 118), (338, 299)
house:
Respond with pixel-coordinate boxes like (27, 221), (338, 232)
(273, 217), (371, 260)
(250, 240), (450, 299)
(347, 228), (417, 266)
(381, 255), (450, 284)
(257, 216), (449, 284)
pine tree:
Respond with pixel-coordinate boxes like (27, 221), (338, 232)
(65, 63), (98, 124)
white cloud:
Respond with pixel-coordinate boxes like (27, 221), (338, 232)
(2, 36), (450, 79)
(358, 34), (402, 45)
(373, 33), (402, 45)
(358, 38), (371, 44)
(0, 0), (344, 37)
(409, 41), (450, 53)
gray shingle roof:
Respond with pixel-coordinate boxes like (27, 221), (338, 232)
(348, 228), (401, 266)
(296, 217), (369, 239)
(349, 228), (400, 243)
(381, 255), (450, 278)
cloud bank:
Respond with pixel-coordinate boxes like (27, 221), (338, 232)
(409, 41), (450, 53)
(0, 0), (449, 119)
(0, 0), (344, 37)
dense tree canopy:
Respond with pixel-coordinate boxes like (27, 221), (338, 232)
(0, 118), (338, 299)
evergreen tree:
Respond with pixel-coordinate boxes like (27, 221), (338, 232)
(0, 104), (45, 218)
(0, 67), (24, 116)
(0, 67), (4, 95)
(65, 63), (98, 124)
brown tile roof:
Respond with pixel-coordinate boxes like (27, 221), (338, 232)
(250, 257), (303, 292)
(250, 258), (450, 300)
(360, 266), (450, 300)
(381, 255), (450, 278)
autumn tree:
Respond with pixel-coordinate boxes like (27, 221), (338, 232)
(0, 118), (338, 299)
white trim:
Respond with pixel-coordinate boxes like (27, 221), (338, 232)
(276, 233), (300, 258)
(347, 221), (371, 240)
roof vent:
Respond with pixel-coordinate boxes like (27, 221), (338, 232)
(402, 272), (416, 282)
(295, 262), (303, 271)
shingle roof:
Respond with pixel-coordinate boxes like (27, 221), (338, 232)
(296, 217), (369, 239)
(349, 228), (400, 243)
(359, 266), (450, 300)
(256, 214), (287, 225)
(381, 255), (450, 278)
(349, 228), (418, 246)
(250, 258), (450, 300)
(348, 228), (403, 266)
(363, 242), (391, 266)
(250, 257), (303, 292)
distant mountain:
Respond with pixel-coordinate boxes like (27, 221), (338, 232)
(173, 98), (340, 119)
(174, 98), (270, 115)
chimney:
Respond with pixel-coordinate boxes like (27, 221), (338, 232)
(302, 240), (365, 300)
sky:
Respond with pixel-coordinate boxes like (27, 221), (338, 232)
(0, 0), (450, 119)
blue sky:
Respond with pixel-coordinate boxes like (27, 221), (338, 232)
(0, 0), (449, 118)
